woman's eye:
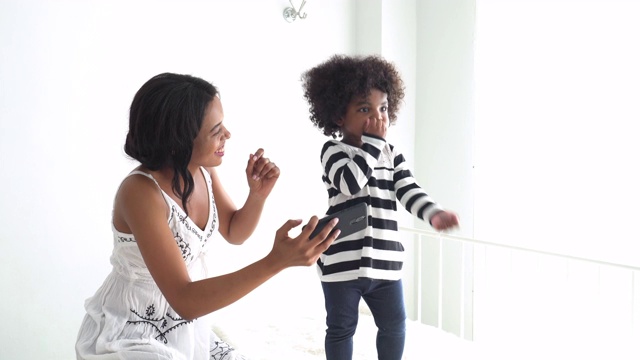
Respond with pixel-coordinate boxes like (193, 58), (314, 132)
(213, 126), (225, 136)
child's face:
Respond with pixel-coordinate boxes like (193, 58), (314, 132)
(337, 88), (388, 147)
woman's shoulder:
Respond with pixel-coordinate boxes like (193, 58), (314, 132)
(112, 167), (169, 233)
(116, 168), (166, 206)
(201, 166), (219, 184)
(120, 166), (156, 186)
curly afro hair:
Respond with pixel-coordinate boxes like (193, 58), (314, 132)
(301, 54), (405, 139)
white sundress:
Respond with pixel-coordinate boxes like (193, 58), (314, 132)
(76, 168), (248, 360)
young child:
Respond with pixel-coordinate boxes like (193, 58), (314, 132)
(301, 54), (460, 360)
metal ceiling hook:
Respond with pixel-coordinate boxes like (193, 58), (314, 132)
(283, 0), (307, 23)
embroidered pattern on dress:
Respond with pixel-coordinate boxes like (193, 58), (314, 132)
(211, 340), (247, 360)
(204, 189), (216, 242)
(174, 205), (206, 241)
(117, 235), (135, 243)
(168, 203), (175, 223)
(173, 203), (216, 245)
(200, 175), (217, 244)
(174, 232), (193, 262)
(126, 305), (193, 344)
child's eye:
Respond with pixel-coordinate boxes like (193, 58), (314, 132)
(380, 106), (388, 112)
(358, 107), (369, 113)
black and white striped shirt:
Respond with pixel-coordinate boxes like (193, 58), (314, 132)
(317, 134), (443, 282)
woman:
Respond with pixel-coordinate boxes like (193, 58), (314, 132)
(76, 73), (339, 359)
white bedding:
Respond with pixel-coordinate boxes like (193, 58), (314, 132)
(210, 302), (640, 360)
(210, 302), (476, 360)
(206, 270), (640, 360)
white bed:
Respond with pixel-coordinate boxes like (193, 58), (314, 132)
(211, 301), (478, 360)
(211, 288), (640, 360)
(209, 227), (640, 360)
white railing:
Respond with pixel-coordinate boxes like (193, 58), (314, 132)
(400, 226), (640, 349)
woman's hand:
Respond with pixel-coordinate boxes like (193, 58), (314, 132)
(246, 148), (280, 199)
(430, 210), (460, 231)
(266, 216), (339, 268)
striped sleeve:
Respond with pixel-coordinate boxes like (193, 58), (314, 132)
(320, 135), (385, 196)
(392, 149), (444, 222)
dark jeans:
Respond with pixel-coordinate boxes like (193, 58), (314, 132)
(322, 279), (406, 360)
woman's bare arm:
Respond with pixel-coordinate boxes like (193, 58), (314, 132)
(211, 149), (280, 245)
(115, 175), (337, 320)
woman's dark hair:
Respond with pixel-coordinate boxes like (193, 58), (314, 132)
(124, 72), (218, 215)
(301, 54), (405, 138)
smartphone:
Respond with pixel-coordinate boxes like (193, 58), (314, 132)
(309, 202), (368, 240)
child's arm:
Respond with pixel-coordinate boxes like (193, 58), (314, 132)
(430, 210), (460, 231)
(393, 149), (459, 230)
(320, 135), (384, 195)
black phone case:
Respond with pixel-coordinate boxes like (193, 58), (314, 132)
(309, 202), (368, 240)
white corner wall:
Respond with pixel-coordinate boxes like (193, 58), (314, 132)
(354, 0), (422, 320)
(0, 0), (469, 357)
(414, 0), (476, 339)
(352, 0), (476, 336)
(0, 1), (357, 358)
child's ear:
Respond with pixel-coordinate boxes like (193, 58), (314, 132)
(335, 117), (344, 126)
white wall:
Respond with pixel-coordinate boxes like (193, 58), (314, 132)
(0, 1), (431, 359)
(350, 0), (476, 339)
(471, 0), (640, 348)
(0, 1), (358, 358)
(473, 0), (640, 265)
(353, 0), (425, 324)
(413, 0), (476, 338)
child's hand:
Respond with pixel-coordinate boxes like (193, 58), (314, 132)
(246, 148), (280, 198)
(430, 211), (460, 231)
(363, 118), (387, 139)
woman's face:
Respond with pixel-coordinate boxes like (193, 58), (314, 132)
(191, 96), (230, 168)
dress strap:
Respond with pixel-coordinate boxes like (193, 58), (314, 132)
(127, 170), (161, 186)
(124, 170), (172, 215)
(198, 166), (215, 201)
